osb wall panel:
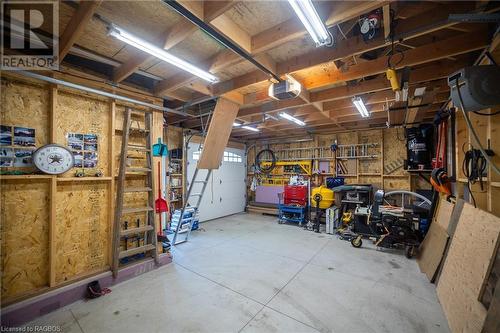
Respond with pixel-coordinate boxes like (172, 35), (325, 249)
(0, 79), (49, 145)
(384, 177), (411, 191)
(0, 79), (49, 173)
(437, 203), (500, 332)
(55, 183), (109, 283)
(359, 175), (382, 188)
(358, 130), (382, 174)
(384, 128), (407, 176)
(56, 92), (110, 177)
(1, 180), (50, 300)
(167, 126), (183, 149)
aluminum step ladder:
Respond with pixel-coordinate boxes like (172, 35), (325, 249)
(171, 167), (212, 245)
(112, 108), (158, 277)
(170, 105), (215, 246)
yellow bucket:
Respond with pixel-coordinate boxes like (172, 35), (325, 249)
(311, 185), (334, 209)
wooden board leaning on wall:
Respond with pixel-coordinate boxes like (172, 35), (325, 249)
(0, 75), (166, 305)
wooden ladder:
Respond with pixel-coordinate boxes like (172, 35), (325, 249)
(112, 108), (158, 277)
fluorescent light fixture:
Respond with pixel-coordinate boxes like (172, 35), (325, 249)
(288, 0), (331, 47)
(352, 96), (370, 118)
(108, 24), (218, 83)
(279, 112), (306, 126)
(242, 126), (259, 132)
(233, 122), (242, 127)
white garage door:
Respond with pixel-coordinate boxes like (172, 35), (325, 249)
(186, 142), (246, 222)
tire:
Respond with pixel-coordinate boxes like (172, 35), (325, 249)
(351, 236), (362, 248)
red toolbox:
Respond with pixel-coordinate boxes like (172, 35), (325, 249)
(284, 185), (307, 206)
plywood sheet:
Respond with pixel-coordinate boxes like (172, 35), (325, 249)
(198, 98), (239, 169)
(56, 92), (110, 177)
(437, 203), (500, 333)
(55, 183), (110, 283)
(1, 180), (50, 300)
(436, 198), (455, 230)
(383, 177), (410, 191)
(417, 223), (449, 282)
(384, 127), (407, 176)
(0, 79), (50, 172)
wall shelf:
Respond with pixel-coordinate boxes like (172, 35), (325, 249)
(0, 175), (54, 180)
(57, 177), (113, 182)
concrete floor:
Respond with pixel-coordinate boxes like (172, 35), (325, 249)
(25, 213), (450, 333)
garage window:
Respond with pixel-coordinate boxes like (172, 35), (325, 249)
(223, 151), (242, 163)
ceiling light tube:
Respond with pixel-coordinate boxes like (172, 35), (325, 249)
(279, 112), (306, 126)
(108, 24), (218, 83)
(288, 0), (331, 47)
(242, 126), (260, 132)
(352, 96), (370, 118)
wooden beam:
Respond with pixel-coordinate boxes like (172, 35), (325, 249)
(59, 0), (102, 61)
(204, 1), (238, 22)
(242, 58), (465, 107)
(323, 80), (449, 111)
(113, 21), (197, 83)
(216, 4), (476, 103)
(300, 30), (487, 91)
(211, 14), (252, 53)
(159, 1), (390, 97)
(383, 4), (391, 40)
(251, 1), (391, 54)
(238, 98), (307, 118)
(117, 1), (236, 84)
(212, 33), (385, 96)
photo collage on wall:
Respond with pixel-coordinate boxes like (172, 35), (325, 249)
(0, 125), (36, 167)
(67, 133), (98, 168)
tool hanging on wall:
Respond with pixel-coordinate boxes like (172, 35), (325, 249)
(155, 161), (168, 236)
(432, 110), (450, 169)
(153, 138), (168, 235)
(430, 168), (452, 197)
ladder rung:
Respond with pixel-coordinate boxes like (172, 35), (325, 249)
(124, 187), (152, 193)
(122, 206), (154, 214)
(119, 244), (155, 259)
(120, 225), (154, 236)
(126, 167), (152, 173)
(130, 127), (149, 132)
(193, 180), (208, 183)
(128, 145), (150, 152)
(190, 193), (202, 197)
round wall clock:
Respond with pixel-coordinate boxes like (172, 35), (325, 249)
(33, 144), (74, 175)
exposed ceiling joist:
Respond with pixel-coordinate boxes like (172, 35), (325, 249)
(310, 58), (468, 103)
(300, 29), (487, 91)
(251, 1), (392, 54)
(158, 0), (391, 98)
(113, 0), (237, 84)
(112, 21), (197, 83)
(59, 0), (102, 62)
(216, 4), (480, 104)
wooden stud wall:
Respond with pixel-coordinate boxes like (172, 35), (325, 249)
(455, 105), (500, 217)
(246, 128), (424, 197)
(0, 75), (166, 305)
